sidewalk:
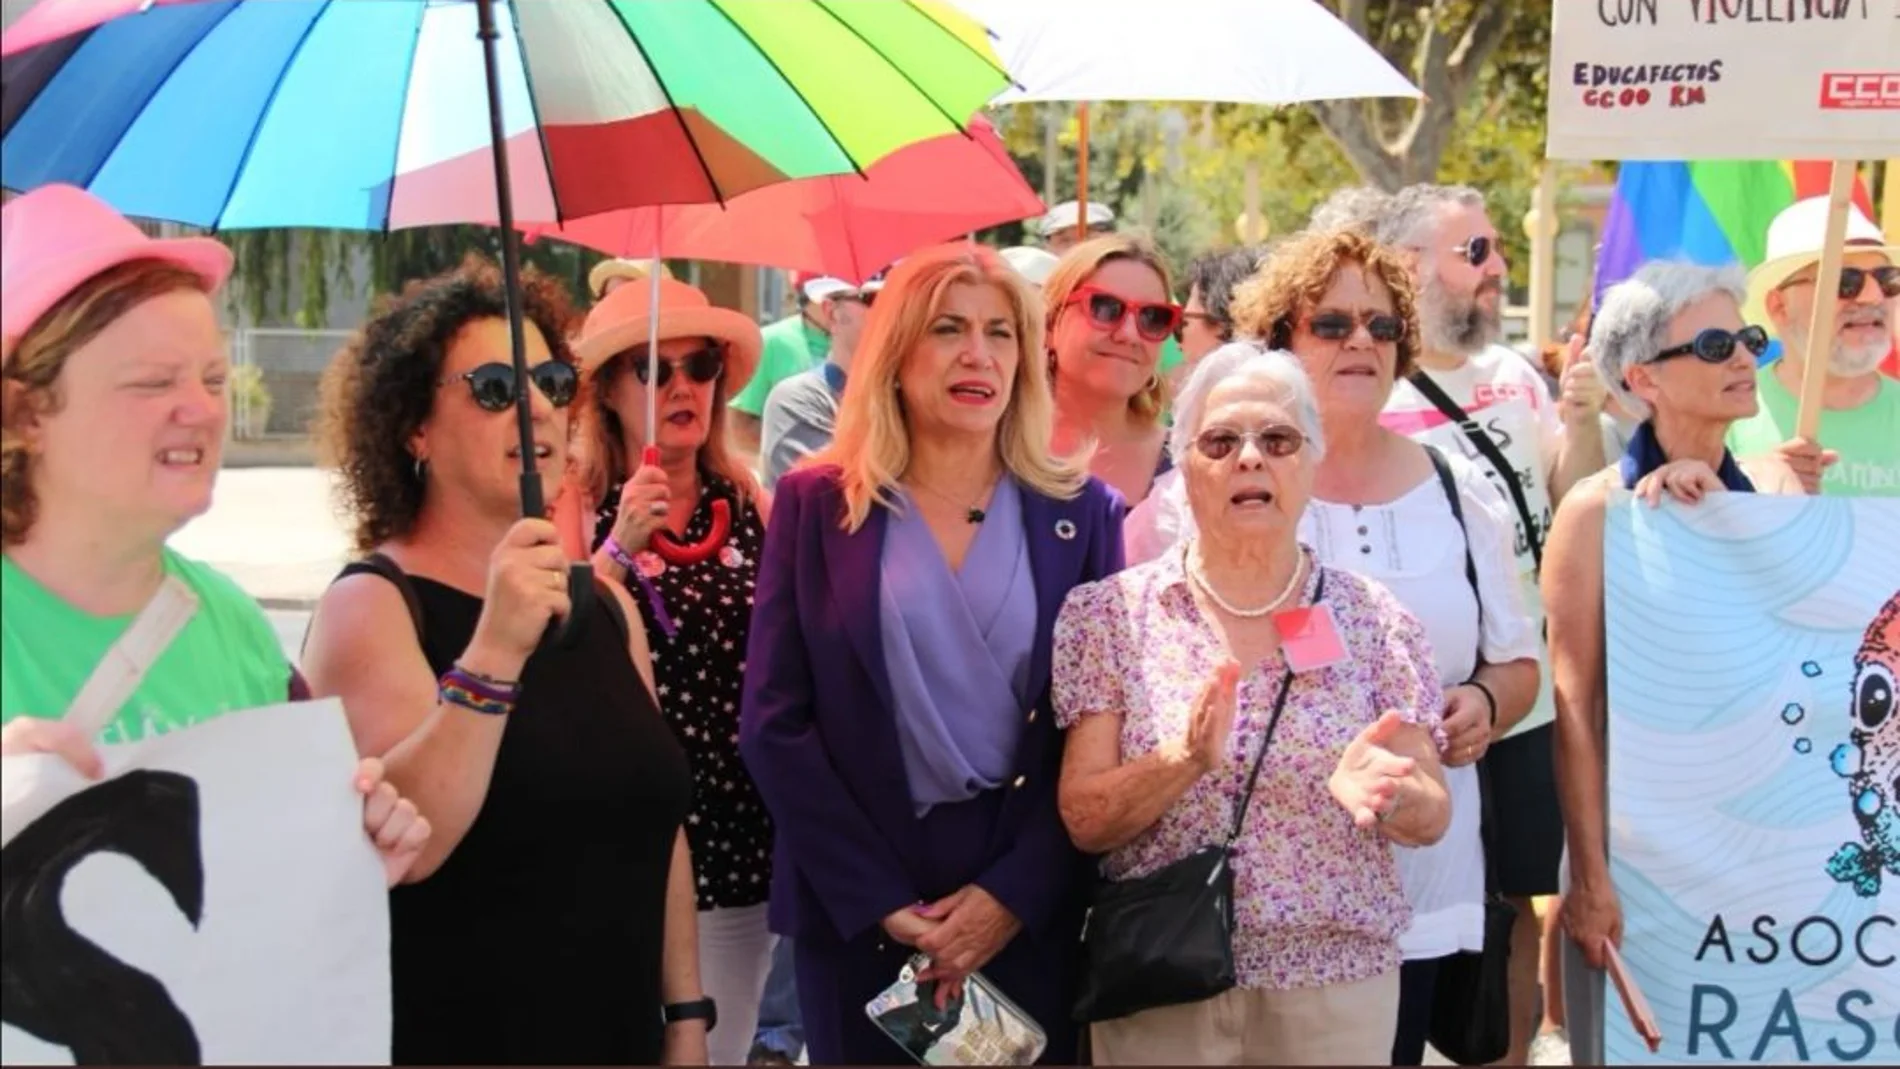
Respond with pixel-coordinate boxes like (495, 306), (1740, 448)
(170, 466), (350, 608)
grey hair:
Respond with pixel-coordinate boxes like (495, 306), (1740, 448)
(1376, 184), (1487, 249)
(1588, 260), (1748, 422)
(1308, 186), (1392, 235)
(1169, 341), (1327, 465)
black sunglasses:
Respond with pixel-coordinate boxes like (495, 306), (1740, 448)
(1194, 424), (1306, 461)
(1779, 264), (1900, 301)
(1452, 235), (1493, 267)
(446, 361), (578, 413)
(1307, 309), (1406, 343)
(1654, 326), (1771, 364)
(629, 346), (725, 389)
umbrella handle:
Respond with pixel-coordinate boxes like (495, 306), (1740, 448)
(640, 444), (730, 567)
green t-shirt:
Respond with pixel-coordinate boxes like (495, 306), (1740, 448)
(1, 549), (290, 744)
(731, 314), (828, 417)
(1726, 367), (1900, 497)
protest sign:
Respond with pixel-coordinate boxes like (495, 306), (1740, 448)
(1604, 493), (1900, 1065)
(1546, 0), (1900, 160)
(0, 699), (390, 1065)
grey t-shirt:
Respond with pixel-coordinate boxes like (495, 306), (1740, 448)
(761, 362), (845, 490)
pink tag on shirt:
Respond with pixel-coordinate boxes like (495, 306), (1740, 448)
(1274, 603), (1349, 674)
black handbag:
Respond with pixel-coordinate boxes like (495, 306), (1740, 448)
(1071, 574), (1322, 1024)
(1428, 760), (1519, 1064)
(1423, 444), (1520, 1064)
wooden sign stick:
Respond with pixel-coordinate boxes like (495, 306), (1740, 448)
(1793, 162), (1857, 440)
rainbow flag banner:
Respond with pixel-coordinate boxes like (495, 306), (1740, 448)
(1595, 161), (1875, 305)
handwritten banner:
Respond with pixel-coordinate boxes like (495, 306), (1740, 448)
(1547, 0), (1900, 160)
(0, 699), (390, 1065)
(1603, 493), (1900, 1064)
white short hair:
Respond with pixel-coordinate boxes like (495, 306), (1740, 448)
(1589, 260), (1747, 421)
(1308, 186), (1391, 235)
(1376, 184), (1487, 249)
(1169, 342), (1327, 464)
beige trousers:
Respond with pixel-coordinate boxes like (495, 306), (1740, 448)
(1089, 969), (1400, 1066)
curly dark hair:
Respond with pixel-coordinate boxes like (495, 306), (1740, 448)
(1182, 243), (1273, 340)
(317, 254), (578, 553)
(1230, 228), (1422, 379)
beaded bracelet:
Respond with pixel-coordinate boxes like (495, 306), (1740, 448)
(439, 664), (519, 716)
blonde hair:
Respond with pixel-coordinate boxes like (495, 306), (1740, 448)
(2, 259), (209, 545)
(575, 339), (761, 511)
(1041, 233), (1177, 424)
(811, 243), (1084, 532)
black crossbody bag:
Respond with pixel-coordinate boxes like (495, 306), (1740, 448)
(1423, 446), (1519, 1064)
(1072, 572), (1325, 1024)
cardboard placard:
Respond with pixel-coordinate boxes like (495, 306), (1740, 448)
(1546, 0), (1900, 161)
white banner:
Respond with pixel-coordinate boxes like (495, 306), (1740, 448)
(1604, 494), (1900, 1064)
(0, 699), (390, 1065)
(1546, 0), (1900, 161)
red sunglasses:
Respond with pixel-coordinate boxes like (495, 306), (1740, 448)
(1065, 286), (1183, 344)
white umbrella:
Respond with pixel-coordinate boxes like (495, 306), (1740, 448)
(958, 0), (1419, 105)
(951, 0), (1420, 240)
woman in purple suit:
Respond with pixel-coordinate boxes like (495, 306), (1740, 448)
(739, 243), (1124, 1065)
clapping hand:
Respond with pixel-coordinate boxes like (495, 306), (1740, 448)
(1328, 711), (1418, 830)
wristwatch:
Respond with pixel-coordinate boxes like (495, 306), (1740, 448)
(663, 997), (718, 1032)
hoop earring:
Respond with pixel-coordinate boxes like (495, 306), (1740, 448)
(413, 456), (428, 483)
(1144, 373), (1160, 393)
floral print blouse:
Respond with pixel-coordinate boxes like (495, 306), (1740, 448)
(1052, 546), (1446, 991)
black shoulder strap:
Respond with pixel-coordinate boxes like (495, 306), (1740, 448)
(1425, 445), (1483, 637)
(337, 553), (425, 642)
(1227, 569), (1326, 845)
(1408, 370), (1543, 572)
(1424, 445), (1507, 900)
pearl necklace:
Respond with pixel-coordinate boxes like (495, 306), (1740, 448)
(1185, 543), (1307, 618)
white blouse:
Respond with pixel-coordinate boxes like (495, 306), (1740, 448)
(1301, 450), (1540, 960)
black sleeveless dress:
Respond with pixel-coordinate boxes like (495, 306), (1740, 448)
(337, 562), (691, 1065)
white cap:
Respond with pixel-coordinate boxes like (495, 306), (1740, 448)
(1745, 196), (1899, 328)
(1036, 200), (1115, 239)
(1001, 245), (1060, 285)
(800, 275), (856, 302)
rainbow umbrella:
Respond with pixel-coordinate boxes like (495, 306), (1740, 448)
(0, 0), (1009, 515)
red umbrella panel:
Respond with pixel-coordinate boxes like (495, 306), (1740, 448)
(523, 115), (1041, 284)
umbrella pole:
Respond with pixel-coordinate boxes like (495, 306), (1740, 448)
(476, 0), (591, 644)
(474, 0), (541, 520)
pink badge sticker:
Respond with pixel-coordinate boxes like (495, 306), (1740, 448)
(635, 551), (667, 579)
(1275, 603), (1350, 674)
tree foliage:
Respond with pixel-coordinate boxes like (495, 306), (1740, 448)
(986, 2), (1554, 293)
(222, 226), (607, 329)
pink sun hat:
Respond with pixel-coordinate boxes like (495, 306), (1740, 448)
(1, 184), (233, 360)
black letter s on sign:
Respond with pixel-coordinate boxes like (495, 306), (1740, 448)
(1, 770), (206, 1064)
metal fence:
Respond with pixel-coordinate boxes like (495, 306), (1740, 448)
(230, 328), (354, 439)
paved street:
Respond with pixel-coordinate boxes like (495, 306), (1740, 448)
(169, 465), (349, 610)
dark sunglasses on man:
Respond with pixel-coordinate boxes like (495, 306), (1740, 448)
(1067, 286), (1183, 343)
(1653, 325), (1770, 365)
(1777, 264), (1900, 301)
(1452, 235), (1494, 268)
(625, 345), (726, 389)
(445, 360), (579, 413)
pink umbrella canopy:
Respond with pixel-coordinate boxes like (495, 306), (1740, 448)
(523, 115), (1041, 284)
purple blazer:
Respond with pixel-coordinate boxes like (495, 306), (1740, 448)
(739, 465), (1126, 946)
